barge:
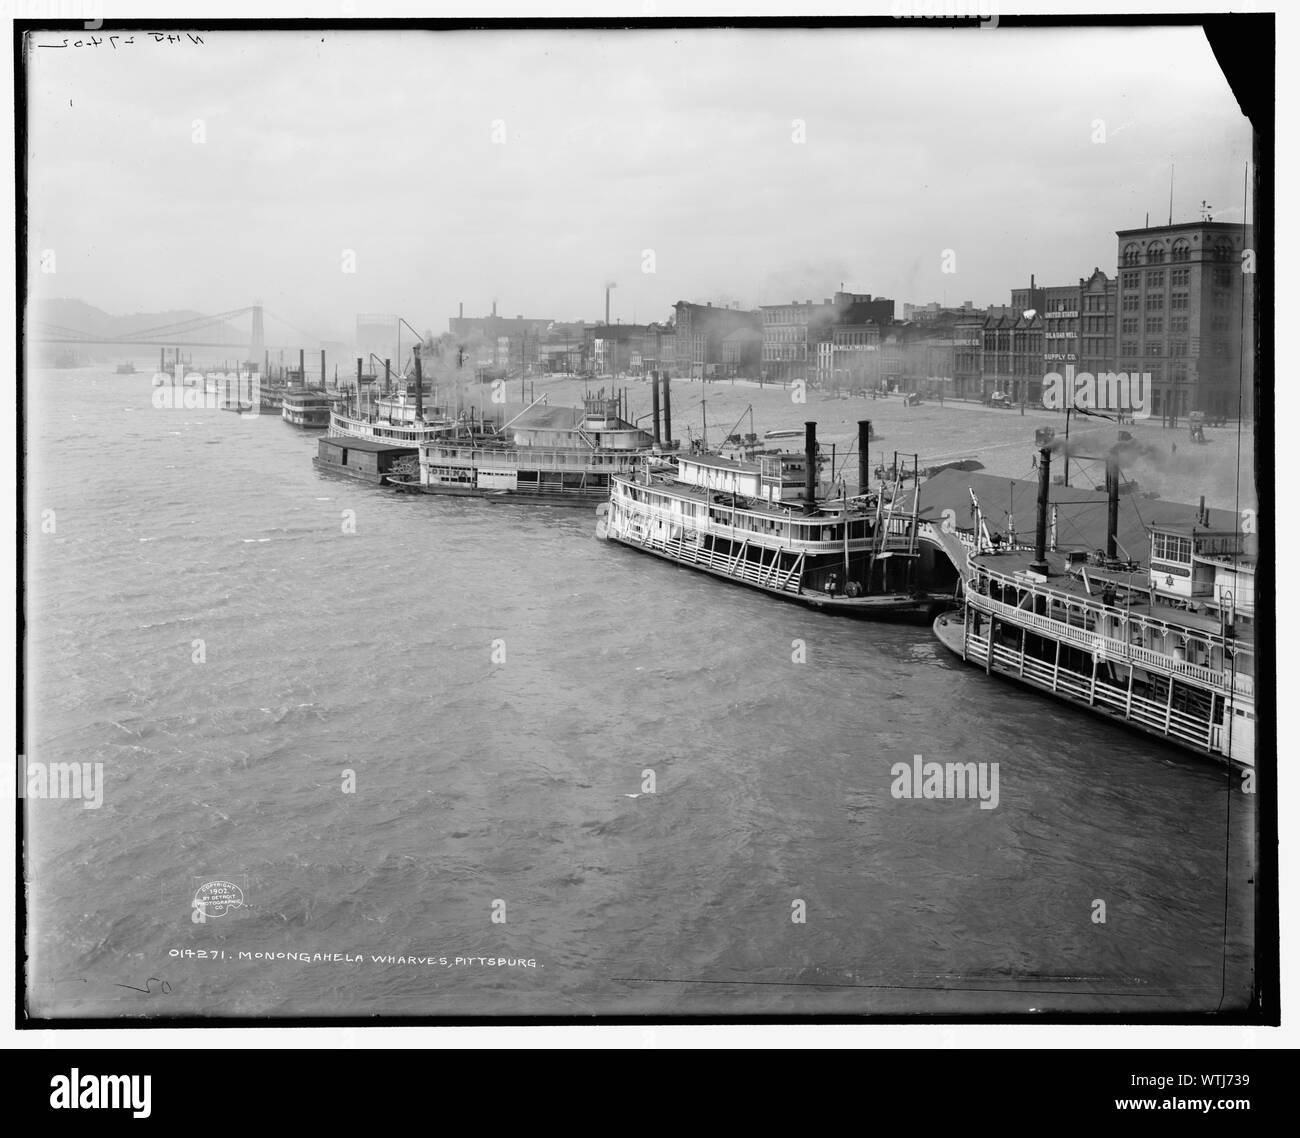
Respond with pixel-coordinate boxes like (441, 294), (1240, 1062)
(313, 436), (418, 485)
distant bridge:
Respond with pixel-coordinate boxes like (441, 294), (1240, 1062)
(30, 303), (324, 354)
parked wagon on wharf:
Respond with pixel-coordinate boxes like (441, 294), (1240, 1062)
(932, 445), (1256, 766)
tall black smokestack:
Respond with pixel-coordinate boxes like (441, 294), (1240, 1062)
(605, 287), (610, 327)
(650, 370), (661, 447)
(1030, 446), (1051, 575)
(1106, 455), (1120, 560)
(804, 421), (817, 510)
(299, 348), (304, 388)
(661, 372), (672, 446)
(858, 420), (871, 495)
(320, 349), (325, 390)
(413, 347), (424, 423)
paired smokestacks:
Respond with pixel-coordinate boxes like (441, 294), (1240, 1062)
(413, 347), (424, 422)
(1105, 455), (1120, 560)
(1030, 446), (1051, 575)
(804, 421), (817, 510)
(650, 370), (662, 447)
(858, 420), (871, 495)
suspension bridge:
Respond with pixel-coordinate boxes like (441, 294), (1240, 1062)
(30, 302), (324, 357)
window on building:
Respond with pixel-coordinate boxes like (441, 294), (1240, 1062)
(1213, 241), (1234, 262)
(1121, 340), (1138, 356)
(1171, 268), (1190, 287)
(1147, 270), (1165, 287)
(1122, 271), (1139, 289)
(1145, 294), (1164, 311)
(1171, 240), (1191, 262)
(1123, 245), (1141, 267)
(1146, 341), (1163, 355)
(1145, 317), (1163, 334)
(1173, 364), (1188, 383)
(1170, 316), (1189, 333)
(1122, 295), (1139, 312)
(1147, 245), (1166, 264)
(1171, 341), (1186, 356)
(1213, 267), (1233, 289)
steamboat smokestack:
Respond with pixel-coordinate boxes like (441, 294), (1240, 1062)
(605, 286), (610, 327)
(299, 348), (304, 388)
(413, 346), (424, 422)
(319, 349), (325, 391)
(858, 420), (871, 495)
(356, 358), (363, 415)
(1030, 446), (1051, 575)
(1106, 455), (1120, 560)
(661, 372), (672, 447)
(650, 370), (661, 447)
(804, 421), (817, 511)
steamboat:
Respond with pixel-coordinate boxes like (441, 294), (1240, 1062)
(327, 355), (460, 445)
(932, 444), (1256, 766)
(600, 396), (947, 620)
(281, 388), (333, 429)
(404, 388), (653, 505)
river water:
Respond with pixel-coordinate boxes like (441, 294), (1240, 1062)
(24, 368), (1256, 1019)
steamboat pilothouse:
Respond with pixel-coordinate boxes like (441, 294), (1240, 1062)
(599, 377), (947, 620)
(932, 444), (1256, 766)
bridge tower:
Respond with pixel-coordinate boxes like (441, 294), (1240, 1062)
(250, 299), (265, 371)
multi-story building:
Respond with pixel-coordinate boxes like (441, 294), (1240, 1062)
(952, 317), (985, 399)
(981, 309), (1044, 405)
(449, 303), (554, 374)
(819, 322), (881, 390)
(671, 302), (760, 378)
(1115, 220), (1254, 421)
(720, 327), (763, 379)
(1078, 268), (1118, 381)
(761, 291), (894, 385)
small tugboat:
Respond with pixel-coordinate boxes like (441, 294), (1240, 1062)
(600, 387), (947, 620)
(932, 444), (1256, 766)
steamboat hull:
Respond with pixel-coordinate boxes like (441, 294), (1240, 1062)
(931, 608), (1253, 767)
(603, 529), (942, 622)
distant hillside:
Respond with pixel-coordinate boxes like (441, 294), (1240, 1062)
(30, 297), (246, 344)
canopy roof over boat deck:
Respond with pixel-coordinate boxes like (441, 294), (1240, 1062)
(911, 469), (1245, 564)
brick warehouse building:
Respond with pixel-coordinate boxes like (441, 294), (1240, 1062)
(672, 302), (760, 378)
(1115, 220), (1254, 421)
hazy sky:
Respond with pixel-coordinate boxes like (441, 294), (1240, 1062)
(26, 25), (1253, 342)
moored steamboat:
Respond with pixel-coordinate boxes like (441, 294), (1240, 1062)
(932, 444), (1256, 766)
(600, 388), (949, 620)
